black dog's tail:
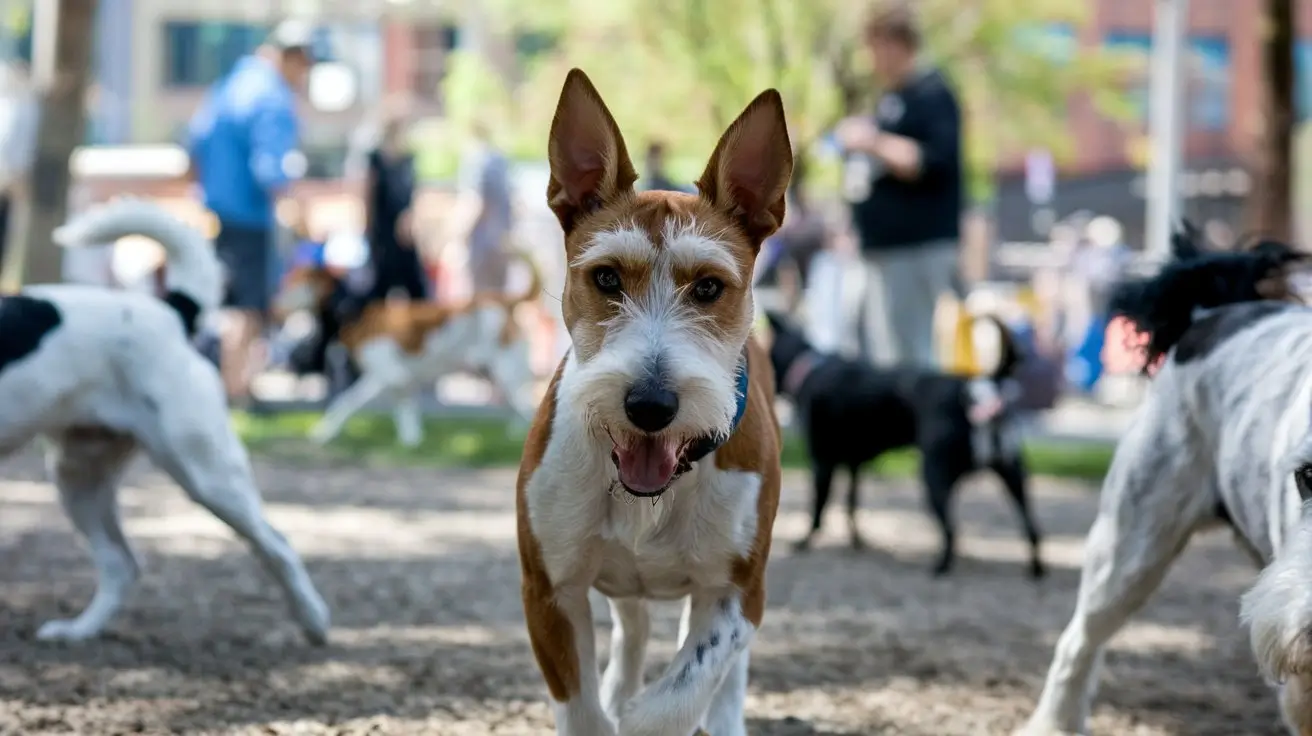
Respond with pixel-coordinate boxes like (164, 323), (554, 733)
(1107, 221), (1309, 368)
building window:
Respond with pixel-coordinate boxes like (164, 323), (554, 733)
(162, 21), (269, 88)
(1186, 37), (1230, 132)
(1103, 31), (1152, 128)
(1298, 40), (1312, 121)
(1015, 23), (1076, 64)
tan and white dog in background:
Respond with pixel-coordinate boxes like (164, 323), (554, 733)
(276, 250), (543, 447)
(516, 69), (791, 736)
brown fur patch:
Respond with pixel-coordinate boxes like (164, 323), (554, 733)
(515, 358), (579, 701)
(561, 192), (759, 362)
(281, 249), (543, 356)
(716, 338), (782, 628)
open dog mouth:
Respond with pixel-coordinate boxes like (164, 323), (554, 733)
(606, 428), (696, 498)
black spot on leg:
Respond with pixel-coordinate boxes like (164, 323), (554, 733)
(0, 295), (63, 375)
(695, 642), (707, 665)
(674, 661), (693, 687)
(708, 631), (720, 648)
(730, 628), (741, 645)
(719, 598), (733, 614)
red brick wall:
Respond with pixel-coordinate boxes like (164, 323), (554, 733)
(1003, 0), (1298, 176)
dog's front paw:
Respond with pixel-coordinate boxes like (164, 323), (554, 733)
(307, 423), (335, 446)
(35, 618), (102, 643)
(618, 696), (693, 736)
(294, 594), (332, 646)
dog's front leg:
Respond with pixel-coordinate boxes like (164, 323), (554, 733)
(524, 584), (615, 735)
(310, 375), (390, 445)
(392, 394), (423, 448)
(601, 597), (650, 722)
(1018, 414), (1210, 735)
(618, 590), (754, 736)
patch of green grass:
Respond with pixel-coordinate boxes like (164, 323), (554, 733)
(233, 412), (1115, 480)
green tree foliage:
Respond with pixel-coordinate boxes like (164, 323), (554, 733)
(447, 0), (1133, 202)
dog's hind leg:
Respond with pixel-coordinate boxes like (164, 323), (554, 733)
(600, 597), (650, 722)
(138, 366), (330, 644)
(794, 461), (835, 552)
(1017, 410), (1212, 736)
(991, 455), (1045, 579)
(922, 457), (967, 577)
(846, 463), (867, 550)
(36, 431), (139, 641)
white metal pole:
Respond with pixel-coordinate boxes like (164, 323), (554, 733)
(1143, 0), (1189, 260)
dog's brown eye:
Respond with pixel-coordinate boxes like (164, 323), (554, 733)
(593, 266), (622, 295)
(691, 277), (724, 304)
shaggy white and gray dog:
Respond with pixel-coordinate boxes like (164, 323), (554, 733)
(1018, 226), (1312, 735)
(0, 199), (329, 644)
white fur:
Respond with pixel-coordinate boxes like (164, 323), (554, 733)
(307, 303), (538, 448)
(525, 225), (762, 735)
(1017, 306), (1312, 736)
(1, 203), (327, 643)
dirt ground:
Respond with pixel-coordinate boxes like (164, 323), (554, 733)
(0, 448), (1283, 735)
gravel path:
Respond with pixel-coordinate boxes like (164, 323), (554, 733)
(0, 448), (1281, 735)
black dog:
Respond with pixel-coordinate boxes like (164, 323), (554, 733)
(765, 310), (1045, 578)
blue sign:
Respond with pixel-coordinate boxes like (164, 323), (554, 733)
(1187, 37), (1230, 131)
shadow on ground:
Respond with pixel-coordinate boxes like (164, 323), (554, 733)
(0, 447), (1283, 735)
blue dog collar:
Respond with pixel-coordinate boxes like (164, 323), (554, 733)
(677, 348), (750, 469)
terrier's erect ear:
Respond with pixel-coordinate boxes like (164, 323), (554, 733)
(696, 89), (794, 249)
(546, 69), (639, 235)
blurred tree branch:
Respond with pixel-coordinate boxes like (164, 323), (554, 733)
(462, 0), (1131, 202)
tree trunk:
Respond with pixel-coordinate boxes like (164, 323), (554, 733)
(1251, 0), (1295, 242)
(7, 0), (97, 287)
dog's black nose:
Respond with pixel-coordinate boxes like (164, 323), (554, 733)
(624, 383), (679, 433)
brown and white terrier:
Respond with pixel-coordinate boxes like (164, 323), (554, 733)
(515, 69), (790, 736)
(275, 251), (543, 447)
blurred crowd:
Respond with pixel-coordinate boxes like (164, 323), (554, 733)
(0, 8), (1157, 413)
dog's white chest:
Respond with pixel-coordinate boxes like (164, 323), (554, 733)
(594, 467), (761, 599)
(527, 444), (762, 598)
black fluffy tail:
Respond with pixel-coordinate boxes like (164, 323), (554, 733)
(1108, 221), (1309, 367)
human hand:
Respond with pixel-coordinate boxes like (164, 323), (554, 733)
(835, 116), (880, 152)
(396, 209), (414, 247)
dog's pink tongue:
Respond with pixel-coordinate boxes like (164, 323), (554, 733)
(615, 436), (679, 494)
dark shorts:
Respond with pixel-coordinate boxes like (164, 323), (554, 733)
(215, 222), (272, 313)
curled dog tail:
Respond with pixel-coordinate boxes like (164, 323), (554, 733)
(1107, 221), (1309, 369)
(53, 198), (223, 336)
(506, 247), (544, 308)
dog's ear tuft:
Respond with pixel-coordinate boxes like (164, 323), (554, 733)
(696, 89), (794, 248)
(546, 68), (639, 235)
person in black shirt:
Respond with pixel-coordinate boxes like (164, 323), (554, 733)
(836, 3), (963, 368)
(364, 106), (427, 304)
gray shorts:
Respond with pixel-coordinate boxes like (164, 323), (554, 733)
(215, 222), (272, 313)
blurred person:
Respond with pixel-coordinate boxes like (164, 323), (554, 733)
(0, 61), (39, 268)
(837, 2), (964, 368)
(642, 140), (681, 192)
(448, 121), (514, 293)
(363, 102), (426, 304)
(185, 20), (316, 409)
